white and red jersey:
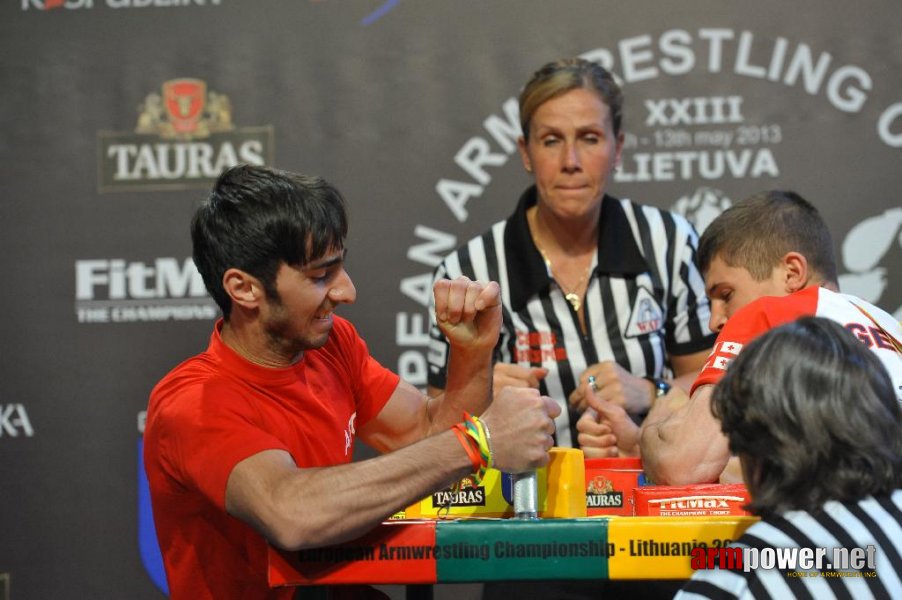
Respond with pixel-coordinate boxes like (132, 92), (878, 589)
(693, 286), (902, 401)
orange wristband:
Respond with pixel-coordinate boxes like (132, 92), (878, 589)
(451, 424), (481, 472)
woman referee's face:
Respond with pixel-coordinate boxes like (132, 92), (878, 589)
(518, 88), (623, 221)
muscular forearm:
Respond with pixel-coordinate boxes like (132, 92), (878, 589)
(639, 386), (729, 485)
(229, 430), (471, 551)
(642, 426), (728, 484)
(669, 370), (698, 395)
(230, 382), (559, 552)
(427, 346), (492, 434)
(639, 418), (679, 484)
(426, 277), (500, 433)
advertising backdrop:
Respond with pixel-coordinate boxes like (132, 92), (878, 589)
(2, 1), (901, 597)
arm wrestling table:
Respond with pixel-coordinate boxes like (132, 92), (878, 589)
(268, 515), (758, 594)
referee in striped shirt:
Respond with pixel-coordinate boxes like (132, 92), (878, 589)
(427, 58), (716, 452)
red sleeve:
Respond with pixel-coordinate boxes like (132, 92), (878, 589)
(331, 316), (400, 430)
(151, 378), (293, 512)
(690, 289), (819, 394)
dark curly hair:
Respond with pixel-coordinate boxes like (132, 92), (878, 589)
(191, 164), (348, 319)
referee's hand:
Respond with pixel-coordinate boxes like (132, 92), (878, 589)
(577, 384), (641, 458)
(569, 361), (654, 415)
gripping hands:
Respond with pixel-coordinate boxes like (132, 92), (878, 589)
(481, 387), (561, 473)
(576, 381), (641, 458)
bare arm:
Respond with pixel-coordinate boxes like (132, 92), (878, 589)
(225, 387), (560, 551)
(429, 277), (500, 428)
(365, 277), (503, 452)
(639, 384), (730, 485)
(669, 349), (711, 390)
(225, 433), (469, 551)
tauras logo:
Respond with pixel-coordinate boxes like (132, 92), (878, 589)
(75, 257), (218, 323)
(98, 78), (272, 192)
(0, 404), (34, 437)
(587, 492), (623, 508)
(432, 487), (486, 507)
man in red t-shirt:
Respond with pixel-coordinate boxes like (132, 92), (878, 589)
(578, 190), (901, 483)
(144, 165), (561, 599)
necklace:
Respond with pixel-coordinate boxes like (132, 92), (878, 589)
(535, 245), (591, 312)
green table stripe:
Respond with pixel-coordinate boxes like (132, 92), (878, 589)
(435, 519), (610, 582)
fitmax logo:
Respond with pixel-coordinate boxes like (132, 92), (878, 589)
(75, 258), (217, 323)
(76, 258), (206, 300)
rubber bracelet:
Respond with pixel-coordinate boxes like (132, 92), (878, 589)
(451, 424), (481, 472)
(477, 418), (494, 469)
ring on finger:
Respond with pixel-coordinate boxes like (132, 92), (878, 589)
(587, 375), (599, 393)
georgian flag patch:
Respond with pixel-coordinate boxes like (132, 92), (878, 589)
(707, 340), (744, 370)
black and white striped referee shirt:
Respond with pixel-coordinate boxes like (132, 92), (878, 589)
(427, 186), (716, 447)
(677, 491), (902, 599)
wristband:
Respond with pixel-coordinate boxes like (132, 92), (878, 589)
(478, 418), (494, 469)
(451, 424), (482, 472)
(451, 413), (493, 486)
